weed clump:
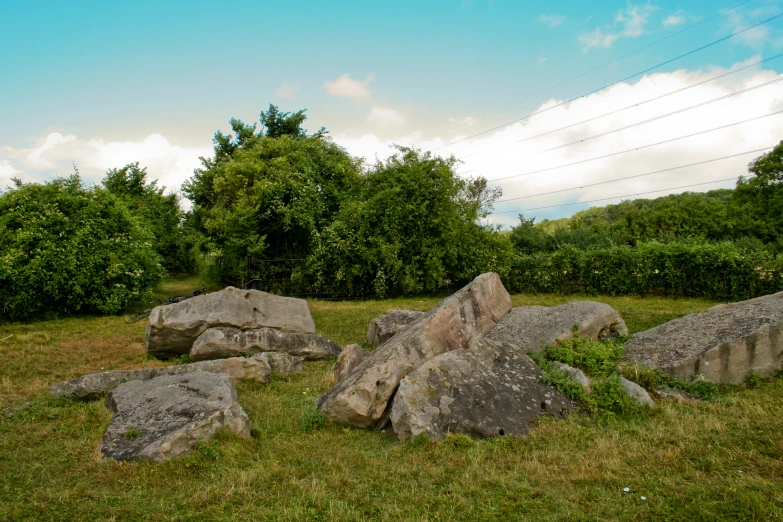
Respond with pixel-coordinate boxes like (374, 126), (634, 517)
(534, 334), (718, 416)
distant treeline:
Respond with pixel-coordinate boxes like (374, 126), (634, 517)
(1, 105), (782, 320)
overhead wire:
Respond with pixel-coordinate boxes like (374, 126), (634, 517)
(439, 11), (783, 149)
(490, 177), (741, 214)
(487, 111), (781, 183)
(517, 53), (783, 145)
(407, 0), (752, 145)
(495, 145), (775, 203)
(539, 76), (783, 153)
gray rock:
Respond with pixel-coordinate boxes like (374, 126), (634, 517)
(624, 291), (783, 385)
(391, 338), (571, 440)
(189, 326), (340, 362)
(317, 272), (512, 428)
(552, 361), (592, 394)
(619, 377), (655, 408)
(650, 387), (696, 404)
(51, 357), (272, 401)
(102, 372), (251, 462)
(145, 287), (317, 357)
(367, 310), (425, 346)
(332, 344), (371, 383)
(485, 301), (628, 353)
(252, 352), (305, 375)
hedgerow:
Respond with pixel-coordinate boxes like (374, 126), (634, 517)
(506, 241), (783, 300)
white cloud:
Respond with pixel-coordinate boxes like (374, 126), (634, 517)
(0, 132), (212, 205)
(448, 116), (478, 128)
(276, 82), (300, 99)
(580, 3), (656, 52)
(367, 106), (406, 128)
(538, 14), (565, 28)
(662, 14), (684, 27)
(324, 73), (374, 102)
(335, 61), (783, 227)
(579, 29), (620, 51)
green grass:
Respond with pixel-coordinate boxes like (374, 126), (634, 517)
(1, 282), (782, 521)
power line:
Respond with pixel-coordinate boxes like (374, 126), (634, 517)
(490, 177), (740, 215)
(440, 11), (783, 149)
(496, 145), (774, 203)
(518, 53), (783, 145)
(539, 76), (783, 153)
(408, 0), (751, 145)
(488, 110), (782, 183)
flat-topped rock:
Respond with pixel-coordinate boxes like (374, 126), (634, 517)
(624, 291), (783, 385)
(391, 338), (571, 440)
(102, 372), (250, 462)
(317, 273), (512, 428)
(51, 357), (272, 401)
(367, 310), (425, 346)
(145, 287), (316, 357)
(189, 327), (340, 362)
(485, 301), (628, 353)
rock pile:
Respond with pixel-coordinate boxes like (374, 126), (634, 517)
(145, 286), (337, 359)
(51, 286), (336, 462)
(317, 272), (513, 428)
(318, 284), (645, 439)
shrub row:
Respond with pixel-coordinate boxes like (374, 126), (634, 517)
(506, 242), (783, 301)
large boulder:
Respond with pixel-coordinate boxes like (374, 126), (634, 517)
(367, 310), (425, 346)
(102, 372), (251, 462)
(145, 287), (316, 357)
(51, 357), (272, 401)
(317, 273), (512, 428)
(390, 338), (571, 440)
(485, 301), (628, 353)
(624, 291), (783, 385)
(332, 344), (371, 383)
(189, 327), (340, 362)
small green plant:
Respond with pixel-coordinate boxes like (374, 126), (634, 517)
(543, 336), (626, 378)
(301, 403), (326, 433)
(125, 428), (142, 441)
(619, 364), (718, 400)
(746, 372), (763, 389)
(197, 441), (222, 461)
(174, 354), (191, 365)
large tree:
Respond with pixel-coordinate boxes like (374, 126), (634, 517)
(309, 147), (511, 297)
(182, 105), (360, 286)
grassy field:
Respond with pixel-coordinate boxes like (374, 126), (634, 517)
(1, 278), (781, 521)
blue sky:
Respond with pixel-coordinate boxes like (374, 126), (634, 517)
(2, 0), (783, 223)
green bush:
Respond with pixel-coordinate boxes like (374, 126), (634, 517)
(507, 241), (783, 300)
(0, 175), (164, 320)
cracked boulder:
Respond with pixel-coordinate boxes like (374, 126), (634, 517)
(317, 272), (512, 428)
(189, 327), (340, 362)
(624, 291), (783, 384)
(145, 287), (317, 357)
(51, 357), (272, 401)
(391, 338), (571, 440)
(486, 301), (628, 353)
(102, 372), (250, 462)
(367, 310), (425, 346)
